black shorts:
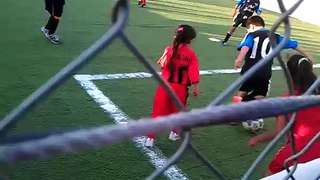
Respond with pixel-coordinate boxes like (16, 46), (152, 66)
(232, 13), (249, 27)
(45, 0), (65, 17)
(239, 78), (271, 97)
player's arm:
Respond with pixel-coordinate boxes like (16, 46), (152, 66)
(234, 34), (254, 69)
(248, 115), (287, 146)
(293, 46), (313, 62)
(233, 0), (243, 17)
(157, 47), (171, 69)
(232, 4), (240, 17)
(277, 35), (313, 61)
(188, 54), (200, 97)
(255, 7), (262, 15)
(234, 47), (249, 69)
(255, 1), (262, 15)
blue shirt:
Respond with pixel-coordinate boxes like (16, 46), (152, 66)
(236, 0), (262, 14)
(237, 28), (298, 50)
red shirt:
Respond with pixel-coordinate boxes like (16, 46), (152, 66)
(269, 90), (320, 173)
(283, 90), (320, 138)
(157, 45), (199, 86)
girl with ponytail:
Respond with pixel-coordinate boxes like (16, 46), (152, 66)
(248, 54), (320, 176)
(287, 54), (317, 94)
(145, 25), (200, 147)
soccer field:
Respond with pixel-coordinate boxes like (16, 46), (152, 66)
(1, 0), (320, 179)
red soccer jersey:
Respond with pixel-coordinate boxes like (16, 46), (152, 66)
(157, 45), (199, 86)
(283, 91), (320, 138)
(269, 90), (320, 173)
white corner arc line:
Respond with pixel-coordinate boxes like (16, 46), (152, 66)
(74, 64), (320, 81)
(74, 77), (189, 180)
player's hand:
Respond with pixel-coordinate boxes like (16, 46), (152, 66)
(306, 52), (314, 62)
(234, 59), (242, 69)
(193, 89), (199, 98)
(247, 136), (260, 147)
(192, 86), (199, 98)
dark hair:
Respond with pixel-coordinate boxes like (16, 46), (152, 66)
(287, 54), (317, 94)
(168, 24), (196, 69)
(246, 15), (265, 27)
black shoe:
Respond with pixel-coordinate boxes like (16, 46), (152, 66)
(138, 1), (141, 5)
(220, 41), (227, 46)
(141, 3), (146, 7)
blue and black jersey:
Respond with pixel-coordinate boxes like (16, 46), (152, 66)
(236, 0), (261, 16)
(237, 28), (298, 79)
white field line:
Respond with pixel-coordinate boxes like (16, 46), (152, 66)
(73, 64), (320, 179)
(74, 64), (320, 81)
(74, 77), (189, 180)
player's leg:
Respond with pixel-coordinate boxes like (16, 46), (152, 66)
(237, 78), (270, 103)
(45, 0), (53, 15)
(45, 0), (65, 44)
(267, 137), (320, 176)
(168, 84), (188, 141)
(140, 0), (146, 7)
(221, 27), (236, 45)
(230, 80), (252, 125)
(252, 78), (271, 100)
(241, 18), (248, 28)
(235, 79), (254, 102)
(145, 85), (171, 147)
(236, 91), (247, 98)
(41, 0), (53, 36)
(221, 13), (242, 45)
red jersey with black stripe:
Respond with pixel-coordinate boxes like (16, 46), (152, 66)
(157, 45), (199, 86)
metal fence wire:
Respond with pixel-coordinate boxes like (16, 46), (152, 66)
(0, 0), (319, 179)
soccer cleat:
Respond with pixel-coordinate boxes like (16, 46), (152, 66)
(220, 41), (227, 46)
(40, 27), (49, 36)
(47, 34), (60, 44)
(145, 138), (154, 147)
(138, 1), (141, 5)
(168, 131), (180, 141)
(141, 3), (146, 7)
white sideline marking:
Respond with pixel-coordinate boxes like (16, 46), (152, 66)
(74, 77), (189, 180)
(208, 37), (221, 42)
(74, 64), (320, 81)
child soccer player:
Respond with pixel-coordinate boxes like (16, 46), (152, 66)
(234, 15), (310, 103)
(41, 0), (65, 44)
(248, 54), (320, 176)
(229, 15), (310, 125)
(145, 25), (200, 148)
(221, 0), (261, 46)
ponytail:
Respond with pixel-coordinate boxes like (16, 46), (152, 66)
(287, 55), (317, 94)
(168, 28), (184, 70)
(166, 25), (196, 70)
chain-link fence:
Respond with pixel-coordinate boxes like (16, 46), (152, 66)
(1, 0), (319, 179)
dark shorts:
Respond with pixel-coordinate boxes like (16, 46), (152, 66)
(239, 77), (271, 97)
(232, 13), (249, 27)
(45, 0), (65, 17)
